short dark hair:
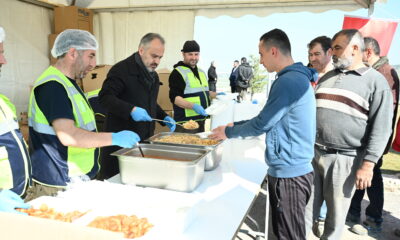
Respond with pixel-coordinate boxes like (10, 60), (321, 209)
(259, 28), (291, 56)
(308, 36), (332, 53)
(234, 60), (239, 63)
(364, 37), (381, 55)
(332, 29), (364, 51)
(139, 33), (165, 48)
(241, 57), (247, 63)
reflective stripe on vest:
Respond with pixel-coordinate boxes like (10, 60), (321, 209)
(0, 95), (30, 196)
(0, 95), (19, 135)
(85, 89), (100, 100)
(28, 66), (98, 180)
(175, 66), (210, 119)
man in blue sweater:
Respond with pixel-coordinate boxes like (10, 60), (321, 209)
(211, 28), (317, 240)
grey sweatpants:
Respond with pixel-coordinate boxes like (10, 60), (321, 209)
(305, 147), (364, 240)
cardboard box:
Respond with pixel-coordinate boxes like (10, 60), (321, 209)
(157, 69), (173, 111)
(82, 65), (113, 93)
(54, 6), (93, 34)
(19, 123), (29, 142)
(0, 212), (122, 240)
(48, 33), (58, 65)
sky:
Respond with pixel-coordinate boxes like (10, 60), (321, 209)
(194, 0), (400, 75)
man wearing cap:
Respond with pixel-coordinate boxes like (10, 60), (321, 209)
(168, 40), (216, 133)
(26, 29), (140, 200)
(0, 26), (32, 212)
(98, 33), (175, 180)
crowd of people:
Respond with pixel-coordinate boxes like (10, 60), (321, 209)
(0, 24), (399, 239)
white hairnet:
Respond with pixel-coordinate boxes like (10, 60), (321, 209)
(51, 29), (98, 58)
(0, 26), (5, 43)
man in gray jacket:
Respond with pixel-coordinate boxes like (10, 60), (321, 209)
(305, 29), (393, 240)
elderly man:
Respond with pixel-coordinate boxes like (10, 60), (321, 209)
(98, 33), (175, 180)
(211, 29), (317, 240)
(347, 36), (399, 235)
(26, 29), (139, 201)
(0, 26), (31, 213)
(305, 29), (393, 240)
(168, 40), (216, 133)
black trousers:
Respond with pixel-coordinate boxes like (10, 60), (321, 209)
(268, 172), (313, 240)
(348, 158), (384, 222)
(208, 81), (216, 92)
(230, 86), (236, 93)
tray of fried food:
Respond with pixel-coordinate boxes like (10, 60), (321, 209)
(87, 214), (153, 239)
(148, 132), (219, 146)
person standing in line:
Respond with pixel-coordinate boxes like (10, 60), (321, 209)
(98, 33), (175, 180)
(207, 61), (218, 92)
(168, 40), (217, 133)
(305, 29), (393, 240)
(308, 36), (333, 87)
(211, 29), (317, 240)
(236, 57), (253, 102)
(307, 35), (333, 237)
(229, 60), (239, 93)
(26, 29), (140, 201)
(347, 36), (399, 235)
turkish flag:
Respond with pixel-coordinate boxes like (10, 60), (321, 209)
(342, 15), (398, 56)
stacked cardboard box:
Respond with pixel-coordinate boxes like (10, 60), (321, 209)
(49, 6), (94, 65)
(155, 69), (173, 134)
(82, 65), (112, 93)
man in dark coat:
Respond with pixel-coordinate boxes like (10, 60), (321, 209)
(207, 61), (218, 92)
(236, 57), (253, 102)
(98, 33), (175, 180)
(229, 60), (239, 93)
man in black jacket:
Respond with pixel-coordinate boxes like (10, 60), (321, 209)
(98, 33), (175, 180)
(168, 40), (217, 133)
(207, 61), (217, 92)
(236, 57), (253, 102)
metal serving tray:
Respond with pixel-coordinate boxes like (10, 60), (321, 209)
(111, 143), (208, 192)
(146, 132), (224, 171)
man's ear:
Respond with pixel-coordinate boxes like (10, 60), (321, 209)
(66, 48), (77, 60)
(138, 46), (144, 56)
(271, 47), (277, 57)
(327, 48), (333, 57)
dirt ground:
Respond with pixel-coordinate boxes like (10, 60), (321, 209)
(235, 174), (400, 240)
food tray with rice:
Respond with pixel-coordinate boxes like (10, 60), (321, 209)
(146, 132), (224, 171)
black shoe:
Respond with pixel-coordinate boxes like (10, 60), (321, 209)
(346, 212), (361, 224)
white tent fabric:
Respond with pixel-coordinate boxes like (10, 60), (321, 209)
(0, 0), (52, 115)
(0, 0), (371, 113)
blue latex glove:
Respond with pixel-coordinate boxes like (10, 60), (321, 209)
(164, 116), (176, 132)
(130, 107), (152, 122)
(112, 130), (141, 148)
(252, 99), (258, 104)
(192, 104), (208, 116)
(0, 189), (30, 215)
(217, 92), (226, 95)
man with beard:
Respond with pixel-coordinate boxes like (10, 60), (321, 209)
(305, 29), (393, 240)
(98, 33), (175, 180)
(27, 29), (139, 200)
(168, 40), (216, 133)
(347, 37), (399, 235)
(308, 36), (333, 88)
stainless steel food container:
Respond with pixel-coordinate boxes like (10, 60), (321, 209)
(146, 132), (224, 171)
(111, 144), (208, 192)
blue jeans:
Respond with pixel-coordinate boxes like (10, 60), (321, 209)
(319, 201), (327, 220)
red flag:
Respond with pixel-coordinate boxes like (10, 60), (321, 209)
(343, 15), (398, 56)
